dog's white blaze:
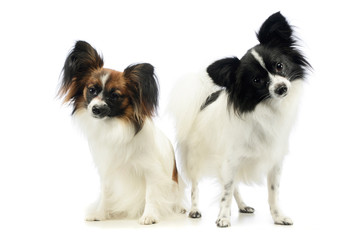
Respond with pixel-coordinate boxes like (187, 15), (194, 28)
(251, 49), (267, 70)
(88, 72), (109, 116)
(100, 72), (110, 86)
(97, 73), (110, 99)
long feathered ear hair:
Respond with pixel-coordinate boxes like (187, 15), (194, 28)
(257, 12), (311, 76)
(256, 12), (295, 48)
(123, 63), (159, 132)
(58, 41), (103, 104)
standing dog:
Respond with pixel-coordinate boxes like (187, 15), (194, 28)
(59, 41), (184, 224)
(168, 12), (310, 227)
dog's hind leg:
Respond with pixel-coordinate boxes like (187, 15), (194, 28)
(188, 179), (202, 218)
(233, 186), (255, 214)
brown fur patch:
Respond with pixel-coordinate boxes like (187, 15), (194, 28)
(172, 158), (179, 184)
(106, 69), (143, 130)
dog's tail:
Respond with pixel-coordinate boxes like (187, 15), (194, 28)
(166, 71), (220, 145)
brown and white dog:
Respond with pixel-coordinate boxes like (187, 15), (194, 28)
(58, 41), (184, 224)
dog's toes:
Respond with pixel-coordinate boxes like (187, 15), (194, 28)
(179, 208), (187, 214)
(216, 218), (231, 228)
(274, 216), (293, 225)
(85, 217), (102, 221)
(174, 205), (187, 214)
(85, 211), (106, 221)
(139, 215), (158, 225)
(188, 210), (202, 218)
(239, 206), (255, 214)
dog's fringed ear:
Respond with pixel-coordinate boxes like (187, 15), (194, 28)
(207, 57), (240, 88)
(59, 40), (104, 102)
(123, 63), (159, 118)
(257, 12), (294, 48)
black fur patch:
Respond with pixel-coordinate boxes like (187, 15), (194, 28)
(207, 57), (240, 88)
(200, 90), (222, 111)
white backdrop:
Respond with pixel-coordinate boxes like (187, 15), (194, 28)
(1, 0), (359, 239)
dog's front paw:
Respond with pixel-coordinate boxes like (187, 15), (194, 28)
(173, 205), (187, 214)
(85, 207), (107, 222)
(178, 208), (187, 214)
(188, 210), (202, 218)
(216, 218), (231, 228)
(274, 216), (293, 225)
(239, 206), (255, 214)
(139, 215), (158, 225)
(85, 212), (106, 221)
(85, 202), (107, 221)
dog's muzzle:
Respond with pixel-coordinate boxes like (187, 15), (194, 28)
(274, 83), (288, 97)
(92, 104), (110, 118)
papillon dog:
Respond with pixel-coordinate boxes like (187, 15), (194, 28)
(168, 12), (310, 227)
(58, 41), (184, 224)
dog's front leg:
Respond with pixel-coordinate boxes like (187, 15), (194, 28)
(139, 173), (160, 225)
(267, 164), (293, 225)
(188, 179), (202, 218)
(216, 180), (234, 227)
(85, 186), (108, 221)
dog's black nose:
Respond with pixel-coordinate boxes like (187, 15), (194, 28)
(275, 84), (288, 96)
(92, 106), (101, 115)
(92, 105), (110, 118)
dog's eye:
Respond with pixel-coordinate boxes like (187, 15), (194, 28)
(276, 62), (284, 72)
(88, 86), (98, 96)
(253, 78), (262, 85)
(252, 77), (269, 87)
(110, 92), (121, 100)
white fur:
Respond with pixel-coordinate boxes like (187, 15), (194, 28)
(251, 49), (266, 69)
(100, 72), (110, 86)
(73, 110), (184, 224)
(168, 71), (303, 227)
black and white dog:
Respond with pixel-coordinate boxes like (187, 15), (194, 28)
(168, 12), (310, 227)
